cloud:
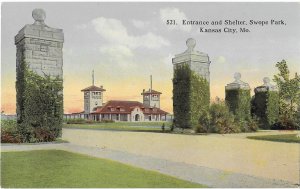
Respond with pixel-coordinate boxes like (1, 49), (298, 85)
(160, 7), (191, 32)
(91, 17), (169, 50)
(75, 24), (87, 30)
(99, 45), (134, 59)
(163, 54), (174, 66)
(215, 56), (227, 64)
(131, 19), (147, 29)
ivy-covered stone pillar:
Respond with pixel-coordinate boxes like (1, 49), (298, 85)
(225, 73), (251, 121)
(172, 38), (210, 129)
(251, 77), (279, 129)
(15, 9), (64, 142)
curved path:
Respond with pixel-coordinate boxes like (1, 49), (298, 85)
(62, 129), (299, 187)
(2, 129), (299, 187)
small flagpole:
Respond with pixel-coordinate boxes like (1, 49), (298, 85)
(92, 70), (94, 85)
(150, 75), (152, 92)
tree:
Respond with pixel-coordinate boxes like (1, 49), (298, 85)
(273, 60), (300, 129)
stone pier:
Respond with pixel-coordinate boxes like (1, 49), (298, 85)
(15, 9), (64, 132)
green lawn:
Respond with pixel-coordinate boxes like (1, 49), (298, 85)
(63, 121), (171, 132)
(247, 134), (300, 143)
(1, 150), (205, 188)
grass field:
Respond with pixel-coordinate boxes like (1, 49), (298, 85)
(63, 121), (171, 132)
(247, 134), (300, 143)
(1, 150), (205, 188)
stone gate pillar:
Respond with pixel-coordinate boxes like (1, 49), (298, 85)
(172, 38), (211, 129)
(15, 9), (64, 122)
(225, 72), (251, 120)
(251, 77), (279, 129)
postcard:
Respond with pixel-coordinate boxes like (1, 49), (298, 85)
(1, 2), (300, 188)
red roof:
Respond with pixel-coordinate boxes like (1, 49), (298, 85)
(81, 85), (106, 92)
(141, 89), (162, 95)
(92, 100), (168, 115)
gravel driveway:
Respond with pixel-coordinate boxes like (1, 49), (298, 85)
(62, 129), (299, 186)
(2, 129), (299, 188)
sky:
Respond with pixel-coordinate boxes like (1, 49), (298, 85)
(1, 2), (300, 114)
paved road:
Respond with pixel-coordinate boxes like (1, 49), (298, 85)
(2, 129), (299, 188)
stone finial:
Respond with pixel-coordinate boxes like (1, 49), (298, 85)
(32, 9), (46, 25)
(225, 72), (250, 90)
(262, 77), (278, 91)
(185, 38), (196, 52)
(234, 72), (241, 82)
(263, 77), (270, 85)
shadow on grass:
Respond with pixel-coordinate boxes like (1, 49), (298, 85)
(247, 134), (300, 143)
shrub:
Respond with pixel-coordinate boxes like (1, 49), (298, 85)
(247, 117), (259, 132)
(16, 62), (63, 142)
(101, 119), (115, 123)
(238, 117), (259, 132)
(1, 120), (22, 143)
(225, 89), (251, 121)
(161, 123), (165, 131)
(195, 110), (211, 133)
(209, 102), (241, 133)
(214, 113), (240, 134)
(271, 116), (299, 130)
(251, 88), (279, 129)
(197, 101), (257, 134)
(66, 118), (86, 124)
(32, 127), (56, 142)
(196, 101), (241, 134)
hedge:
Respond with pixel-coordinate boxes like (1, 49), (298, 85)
(16, 60), (63, 142)
(173, 64), (210, 129)
(225, 89), (251, 121)
(251, 88), (279, 129)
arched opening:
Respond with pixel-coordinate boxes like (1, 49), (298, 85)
(135, 114), (140, 121)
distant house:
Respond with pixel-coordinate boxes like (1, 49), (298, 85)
(91, 100), (168, 121)
(64, 75), (169, 122)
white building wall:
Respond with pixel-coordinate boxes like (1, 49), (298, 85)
(130, 107), (144, 122)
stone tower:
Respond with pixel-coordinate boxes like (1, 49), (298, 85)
(81, 72), (106, 114)
(172, 38), (211, 82)
(15, 9), (64, 121)
(141, 75), (161, 108)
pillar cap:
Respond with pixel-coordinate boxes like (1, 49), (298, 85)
(32, 9), (46, 25)
(254, 77), (278, 92)
(186, 38), (196, 52)
(225, 72), (250, 90)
